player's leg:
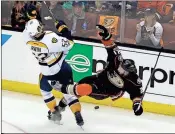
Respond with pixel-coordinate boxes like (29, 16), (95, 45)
(48, 61), (85, 126)
(39, 74), (62, 122)
(56, 95), (84, 126)
(63, 94), (84, 126)
(124, 72), (143, 116)
(78, 74), (109, 100)
(57, 97), (67, 112)
(50, 61), (92, 96)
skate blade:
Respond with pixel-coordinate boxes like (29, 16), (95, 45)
(79, 125), (84, 131)
(53, 120), (63, 125)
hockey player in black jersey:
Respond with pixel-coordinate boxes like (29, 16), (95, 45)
(77, 25), (144, 116)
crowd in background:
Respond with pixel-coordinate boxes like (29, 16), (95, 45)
(2, 1), (42, 29)
(1, 1), (175, 50)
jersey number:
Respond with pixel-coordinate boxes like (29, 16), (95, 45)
(62, 39), (70, 47)
(32, 53), (48, 62)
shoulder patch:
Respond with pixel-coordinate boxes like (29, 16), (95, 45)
(52, 37), (58, 43)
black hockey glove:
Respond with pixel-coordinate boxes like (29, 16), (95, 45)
(55, 20), (72, 40)
(55, 20), (68, 33)
(133, 101), (143, 116)
(96, 25), (112, 41)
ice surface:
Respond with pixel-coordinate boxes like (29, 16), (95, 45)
(2, 90), (175, 133)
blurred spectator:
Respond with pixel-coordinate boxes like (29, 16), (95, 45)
(86, 1), (108, 13)
(95, 1), (104, 12)
(169, 1), (175, 23)
(62, 1), (73, 21)
(85, 1), (118, 15)
(136, 8), (163, 48)
(95, 1), (121, 15)
(85, 1), (96, 12)
(106, 1), (137, 17)
(30, 1), (42, 13)
(63, 1), (97, 37)
(125, 1), (138, 18)
(2, 1), (14, 25)
(72, 1), (86, 18)
(11, 1), (26, 29)
(137, 1), (173, 23)
(11, 1), (42, 30)
(174, 4), (175, 22)
(49, 1), (64, 20)
(173, 2), (175, 16)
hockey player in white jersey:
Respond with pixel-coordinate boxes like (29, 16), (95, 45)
(23, 19), (92, 126)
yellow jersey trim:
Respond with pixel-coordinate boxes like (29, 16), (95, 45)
(27, 41), (48, 49)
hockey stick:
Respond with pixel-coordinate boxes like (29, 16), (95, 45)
(43, 1), (57, 22)
(138, 47), (163, 108)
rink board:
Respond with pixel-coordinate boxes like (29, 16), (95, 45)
(2, 30), (175, 116)
(2, 79), (175, 116)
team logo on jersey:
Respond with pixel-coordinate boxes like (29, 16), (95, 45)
(107, 71), (124, 88)
(52, 37), (58, 43)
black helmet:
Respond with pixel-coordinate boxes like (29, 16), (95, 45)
(26, 5), (37, 20)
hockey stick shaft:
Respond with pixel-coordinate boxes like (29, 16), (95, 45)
(140, 47), (163, 103)
(43, 1), (57, 21)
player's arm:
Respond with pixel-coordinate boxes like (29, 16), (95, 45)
(96, 25), (137, 75)
(54, 20), (74, 52)
(96, 25), (122, 69)
(55, 20), (73, 42)
(125, 73), (144, 116)
(149, 24), (163, 47)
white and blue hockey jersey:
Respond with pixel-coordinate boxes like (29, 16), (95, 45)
(23, 30), (74, 76)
